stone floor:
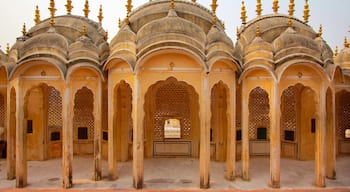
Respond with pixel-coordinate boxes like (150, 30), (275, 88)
(0, 156), (349, 191)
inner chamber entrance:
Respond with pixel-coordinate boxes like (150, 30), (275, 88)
(144, 77), (199, 158)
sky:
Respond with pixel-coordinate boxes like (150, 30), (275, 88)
(0, 0), (349, 52)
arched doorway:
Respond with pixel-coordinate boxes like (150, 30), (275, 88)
(280, 84), (317, 160)
(336, 90), (350, 155)
(210, 81), (228, 161)
(114, 81), (132, 162)
(144, 77), (199, 158)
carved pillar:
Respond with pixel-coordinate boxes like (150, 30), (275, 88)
(132, 74), (144, 189)
(15, 82), (26, 188)
(315, 85), (326, 187)
(108, 75), (117, 180)
(270, 83), (280, 188)
(226, 74), (236, 181)
(94, 80), (102, 181)
(241, 81), (249, 180)
(7, 87), (15, 180)
(326, 88), (336, 179)
(62, 85), (73, 188)
(200, 74), (210, 188)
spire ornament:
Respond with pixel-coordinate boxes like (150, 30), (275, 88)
(83, 0), (90, 18)
(288, 0), (295, 17)
(344, 37), (349, 48)
(256, 0), (262, 17)
(303, 0), (310, 23)
(211, 0), (218, 25)
(82, 25), (87, 36)
(317, 24), (323, 37)
(334, 46), (339, 57)
(34, 5), (41, 25)
(65, 0), (73, 15)
(118, 18), (122, 28)
(48, 0), (57, 27)
(6, 43), (10, 55)
(170, 0), (175, 9)
(22, 23), (27, 36)
(241, 1), (247, 25)
(98, 5), (103, 23)
(256, 25), (261, 37)
(125, 0), (133, 25)
(272, 0), (279, 14)
(104, 30), (108, 41)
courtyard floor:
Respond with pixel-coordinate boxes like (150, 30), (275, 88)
(0, 156), (349, 191)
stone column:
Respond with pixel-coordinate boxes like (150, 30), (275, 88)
(241, 81), (249, 181)
(226, 74), (236, 181)
(62, 85), (73, 188)
(315, 85), (326, 187)
(326, 88), (336, 179)
(108, 76), (117, 180)
(270, 83), (280, 188)
(6, 87), (15, 180)
(15, 83), (26, 188)
(94, 80), (102, 181)
(200, 74), (210, 189)
(132, 74), (144, 189)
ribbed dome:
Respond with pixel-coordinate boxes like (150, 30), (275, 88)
(68, 35), (100, 66)
(336, 46), (350, 70)
(244, 36), (274, 68)
(273, 27), (321, 65)
(315, 37), (334, 65)
(21, 29), (69, 63)
(207, 25), (233, 47)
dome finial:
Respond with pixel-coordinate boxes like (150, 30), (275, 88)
(272, 0), (279, 14)
(81, 25), (87, 36)
(344, 37), (349, 48)
(125, 0), (132, 25)
(256, 25), (261, 37)
(83, 0), (90, 18)
(48, 0), (56, 27)
(334, 46), (339, 57)
(65, 0), (73, 15)
(6, 43), (10, 55)
(118, 18), (122, 28)
(288, 0), (295, 18)
(240, 1), (247, 25)
(104, 30), (108, 41)
(256, 0), (262, 17)
(317, 24), (323, 37)
(22, 23), (27, 36)
(34, 5), (41, 25)
(211, 0), (218, 25)
(303, 0), (310, 23)
(170, 0), (175, 9)
(98, 5), (103, 23)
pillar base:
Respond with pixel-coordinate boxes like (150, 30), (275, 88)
(326, 171), (336, 180)
(133, 177), (143, 189)
(269, 181), (280, 188)
(225, 174), (235, 181)
(200, 182), (210, 189)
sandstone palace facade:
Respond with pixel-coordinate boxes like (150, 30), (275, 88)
(0, 0), (349, 189)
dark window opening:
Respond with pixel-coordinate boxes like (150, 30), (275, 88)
(210, 128), (213, 142)
(78, 127), (88, 140)
(27, 120), (33, 134)
(236, 130), (242, 141)
(284, 130), (294, 141)
(257, 127), (267, 140)
(103, 131), (108, 141)
(50, 132), (61, 141)
(311, 118), (316, 133)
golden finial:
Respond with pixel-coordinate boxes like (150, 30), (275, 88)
(256, 25), (261, 37)
(104, 30), (108, 41)
(118, 18), (122, 28)
(303, 0), (310, 23)
(256, 0), (262, 17)
(6, 43), (10, 55)
(82, 25), (87, 36)
(48, 0), (57, 27)
(211, 0), (218, 25)
(222, 22), (225, 30)
(125, 14), (130, 25)
(83, 0), (90, 18)
(344, 37), (349, 48)
(22, 23), (27, 36)
(170, 0), (175, 9)
(34, 5), (41, 25)
(334, 46), (339, 57)
(241, 1), (247, 25)
(126, 0), (133, 15)
(317, 24), (323, 37)
(65, 0), (73, 15)
(236, 27), (239, 37)
(272, 0), (279, 14)
(288, 17), (292, 27)
(288, 0), (295, 17)
(98, 5), (103, 23)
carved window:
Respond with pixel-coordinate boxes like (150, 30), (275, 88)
(78, 127), (88, 140)
(50, 131), (61, 141)
(257, 127), (267, 140)
(164, 119), (181, 139)
(284, 130), (294, 141)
